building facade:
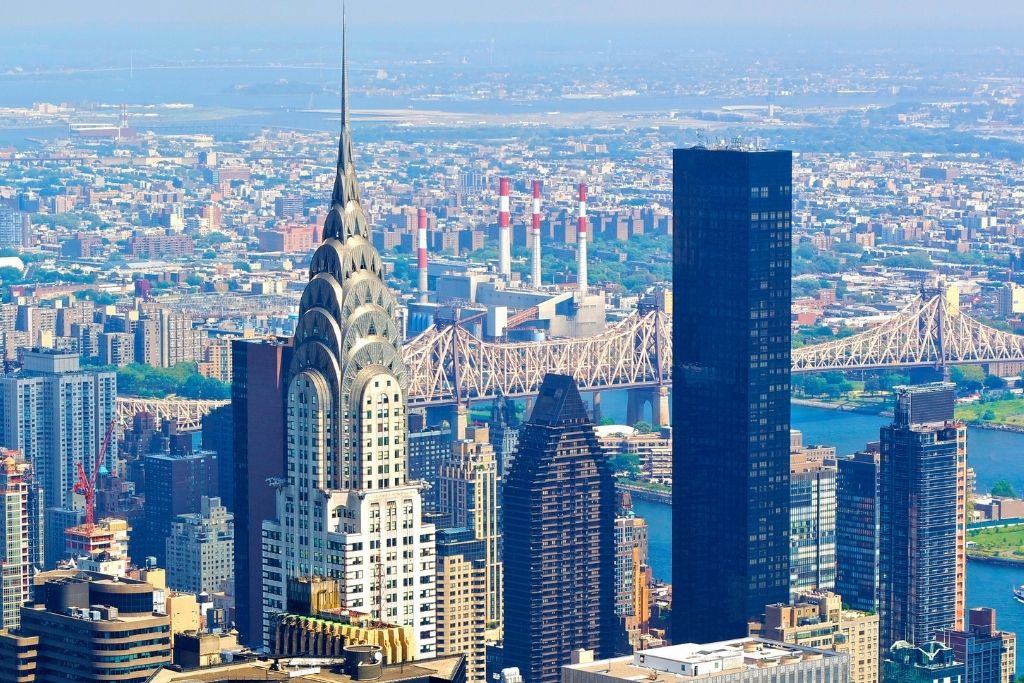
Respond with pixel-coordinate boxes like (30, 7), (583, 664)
(165, 496), (234, 595)
(672, 147), (793, 642)
(437, 424), (501, 638)
(790, 436), (837, 599)
(0, 452), (31, 630)
(502, 374), (620, 683)
(18, 570), (171, 683)
(231, 338), (291, 646)
(879, 383), (966, 649)
(139, 450), (218, 566)
(937, 608), (1015, 683)
(0, 350), (117, 512)
(753, 591), (879, 683)
(614, 513), (650, 651)
(261, 49), (436, 655)
(436, 527), (487, 683)
(836, 449), (880, 613)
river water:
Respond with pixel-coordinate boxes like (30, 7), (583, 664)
(596, 394), (1024, 671)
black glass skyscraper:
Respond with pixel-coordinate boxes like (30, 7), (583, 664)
(671, 147), (793, 643)
(503, 374), (620, 683)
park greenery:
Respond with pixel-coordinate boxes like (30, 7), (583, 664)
(88, 361), (230, 400)
(967, 524), (1024, 561)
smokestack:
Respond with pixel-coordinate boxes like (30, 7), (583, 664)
(577, 182), (588, 296)
(498, 177), (511, 281)
(531, 180), (542, 287)
(417, 207), (429, 303)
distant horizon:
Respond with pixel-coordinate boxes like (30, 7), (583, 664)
(6, 0), (1024, 32)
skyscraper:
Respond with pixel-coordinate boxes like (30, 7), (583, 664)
(435, 527), (487, 683)
(138, 449), (218, 566)
(0, 350), (117, 512)
(261, 26), (436, 654)
(836, 448), (880, 613)
(0, 451), (30, 630)
(231, 337), (291, 646)
(614, 510), (650, 650)
(437, 424), (502, 639)
(672, 147), (793, 642)
(879, 383), (966, 650)
(503, 373), (619, 683)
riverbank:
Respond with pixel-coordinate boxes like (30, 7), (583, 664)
(793, 396), (1024, 433)
(617, 481), (671, 504)
(791, 397), (891, 416)
(968, 554), (1024, 567)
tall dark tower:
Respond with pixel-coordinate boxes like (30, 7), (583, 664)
(672, 147), (793, 642)
(879, 382), (965, 649)
(503, 374), (620, 683)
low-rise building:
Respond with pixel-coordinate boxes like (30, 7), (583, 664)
(563, 639), (849, 683)
(936, 608), (1015, 683)
(883, 641), (964, 683)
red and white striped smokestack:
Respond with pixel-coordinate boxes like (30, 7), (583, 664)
(531, 180), (542, 287)
(498, 177), (511, 280)
(417, 207), (429, 303)
(577, 182), (588, 296)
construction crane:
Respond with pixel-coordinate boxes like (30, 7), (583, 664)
(73, 419), (116, 528)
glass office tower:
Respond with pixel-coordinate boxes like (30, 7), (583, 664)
(879, 382), (966, 649)
(672, 147), (793, 642)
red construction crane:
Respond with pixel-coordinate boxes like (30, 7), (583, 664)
(73, 419), (116, 528)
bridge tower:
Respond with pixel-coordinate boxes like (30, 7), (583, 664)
(625, 387), (669, 428)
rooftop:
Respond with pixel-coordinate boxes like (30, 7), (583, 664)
(145, 654), (465, 683)
(564, 639), (842, 681)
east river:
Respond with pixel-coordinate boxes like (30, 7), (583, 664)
(596, 395), (1024, 672)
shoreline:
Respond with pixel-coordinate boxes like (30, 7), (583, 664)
(793, 397), (1024, 434)
(968, 554), (1024, 567)
(617, 482), (672, 505)
(792, 397), (892, 417)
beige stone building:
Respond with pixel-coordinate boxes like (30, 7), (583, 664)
(751, 591), (878, 683)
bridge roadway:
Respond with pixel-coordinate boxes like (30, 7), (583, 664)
(117, 293), (1024, 427)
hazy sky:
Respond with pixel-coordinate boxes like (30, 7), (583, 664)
(7, 0), (1024, 31)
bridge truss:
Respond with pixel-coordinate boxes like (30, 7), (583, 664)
(116, 293), (1024, 421)
(791, 294), (1024, 372)
(116, 396), (228, 431)
(404, 307), (672, 407)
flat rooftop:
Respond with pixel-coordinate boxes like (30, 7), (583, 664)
(146, 654), (465, 683)
(564, 638), (841, 681)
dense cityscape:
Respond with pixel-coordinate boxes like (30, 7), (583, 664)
(1, 3), (1024, 683)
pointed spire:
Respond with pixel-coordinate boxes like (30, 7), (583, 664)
(331, 1), (360, 209)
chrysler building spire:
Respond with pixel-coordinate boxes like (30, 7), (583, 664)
(327, 4), (364, 236)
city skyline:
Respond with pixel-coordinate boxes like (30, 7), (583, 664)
(1, 4), (1023, 683)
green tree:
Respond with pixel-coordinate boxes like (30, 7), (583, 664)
(992, 480), (1017, 498)
(803, 376), (827, 396)
(951, 366), (986, 392)
(0, 266), (23, 284)
(984, 375), (1007, 390)
(633, 421), (654, 434)
(607, 453), (641, 478)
